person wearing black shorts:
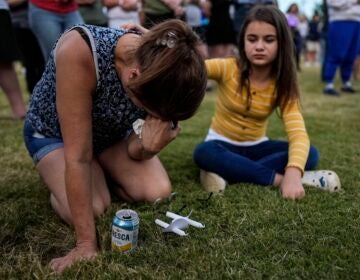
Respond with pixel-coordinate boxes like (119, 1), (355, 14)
(0, 0), (26, 119)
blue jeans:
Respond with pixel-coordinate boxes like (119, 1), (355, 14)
(28, 2), (84, 61)
(193, 140), (319, 186)
(23, 120), (64, 165)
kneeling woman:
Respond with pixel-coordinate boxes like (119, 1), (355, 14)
(24, 20), (206, 272)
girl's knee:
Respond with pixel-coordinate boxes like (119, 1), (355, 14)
(193, 143), (205, 163)
(193, 141), (217, 167)
(306, 145), (320, 170)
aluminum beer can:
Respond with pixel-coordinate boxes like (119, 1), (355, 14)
(111, 209), (139, 253)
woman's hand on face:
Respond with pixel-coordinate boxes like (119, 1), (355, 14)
(140, 115), (180, 154)
(280, 167), (305, 200)
(120, 22), (149, 34)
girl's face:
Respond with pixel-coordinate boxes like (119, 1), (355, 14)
(244, 20), (278, 69)
(290, 4), (298, 14)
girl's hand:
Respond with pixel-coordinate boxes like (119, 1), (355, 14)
(280, 167), (305, 200)
(120, 22), (149, 34)
(140, 115), (180, 155)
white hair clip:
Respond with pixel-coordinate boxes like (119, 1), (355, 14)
(156, 31), (178, 49)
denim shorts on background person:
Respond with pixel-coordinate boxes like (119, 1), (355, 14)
(23, 120), (64, 165)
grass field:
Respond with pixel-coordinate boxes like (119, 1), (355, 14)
(1, 66), (360, 279)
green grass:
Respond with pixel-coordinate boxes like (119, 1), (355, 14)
(1, 66), (360, 279)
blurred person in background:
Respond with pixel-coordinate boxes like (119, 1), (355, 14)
(0, 0), (27, 119)
(322, 0), (360, 96)
(305, 12), (321, 67)
(143, 0), (184, 28)
(286, 2), (301, 70)
(28, 0), (84, 61)
(103, 0), (140, 28)
(297, 13), (308, 61)
(8, 0), (44, 93)
(77, 0), (108, 27)
(206, 0), (236, 58)
(184, 0), (208, 58)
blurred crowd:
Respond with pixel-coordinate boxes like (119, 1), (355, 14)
(1, 0), (359, 118)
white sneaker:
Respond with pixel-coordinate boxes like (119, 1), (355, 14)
(302, 170), (341, 192)
(200, 170), (226, 193)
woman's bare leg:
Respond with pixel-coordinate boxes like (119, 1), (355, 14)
(98, 140), (172, 203)
(36, 148), (111, 224)
(0, 62), (26, 119)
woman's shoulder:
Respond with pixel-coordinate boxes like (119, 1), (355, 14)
(76, 24), (138, 42)
(78, 25), (137, 62)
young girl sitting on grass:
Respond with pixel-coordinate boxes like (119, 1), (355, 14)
(193, 5), (341, 199)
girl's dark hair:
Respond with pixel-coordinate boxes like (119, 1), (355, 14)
(237, 5), (299, 110)
(128, 19), (207, 121)
(287, 3), (299, 14)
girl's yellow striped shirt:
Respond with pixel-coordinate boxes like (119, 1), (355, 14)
(206, 58), (310, 173)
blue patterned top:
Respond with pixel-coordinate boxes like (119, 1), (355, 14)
(26, 24), (146, 154)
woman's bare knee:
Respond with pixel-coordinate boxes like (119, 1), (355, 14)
(119, 177), (171, 203)
(92, 195), (111, 218)
(140, 179), (172, 202)
(50, 194), (72, 225)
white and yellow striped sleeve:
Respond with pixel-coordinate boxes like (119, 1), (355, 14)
(281, 100), (310, 174)
(205, 58), (233, 83)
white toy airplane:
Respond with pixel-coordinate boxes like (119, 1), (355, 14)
(155, 211), (205, 236)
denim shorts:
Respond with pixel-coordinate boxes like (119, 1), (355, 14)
(23, 120), (64, 165)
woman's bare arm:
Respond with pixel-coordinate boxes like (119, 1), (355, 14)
(50, 30), (98, 273)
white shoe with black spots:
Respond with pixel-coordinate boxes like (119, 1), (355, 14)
(200, 170), (226, 193)
(302, 170), (341, 192)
